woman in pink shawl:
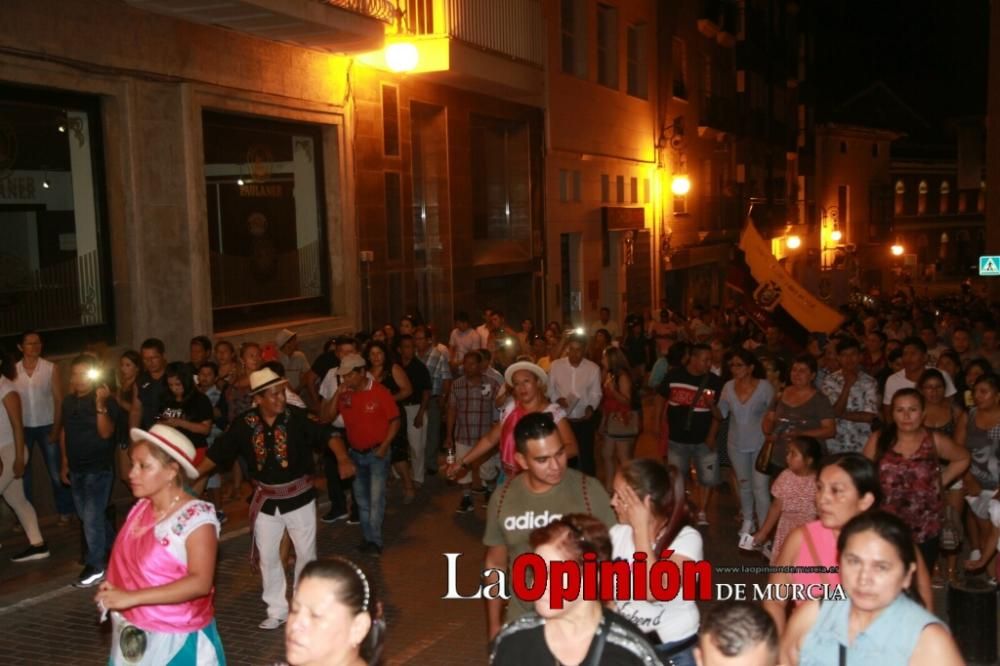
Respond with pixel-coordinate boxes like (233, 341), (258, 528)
(95, 424), (225, 665)
(445, 361), (577, 482)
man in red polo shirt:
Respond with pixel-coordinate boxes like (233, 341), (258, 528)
(324, 353), (400, 556)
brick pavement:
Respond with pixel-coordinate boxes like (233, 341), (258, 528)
(1, 420), (995, 664)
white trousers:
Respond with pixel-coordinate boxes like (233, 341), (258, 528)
(404, 404), (428, 484)
(255, 499), (317, 619)
(0, 444), (43, 545)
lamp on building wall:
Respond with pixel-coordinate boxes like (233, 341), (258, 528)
(786, 234), (802, 250)
(671, 175), (692, 196)
(385, 42), (419, 73)
(830, 228), (842, 243)
(890, 243), (904, 256)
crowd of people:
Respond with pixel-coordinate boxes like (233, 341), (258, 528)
(0, 286), (997, 664)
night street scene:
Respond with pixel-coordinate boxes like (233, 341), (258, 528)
(2, 0), (1000, 664)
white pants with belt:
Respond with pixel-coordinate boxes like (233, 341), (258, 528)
(255, 499), (317, 620)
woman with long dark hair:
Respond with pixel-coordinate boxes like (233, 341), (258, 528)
(862, 388), (968, 574)
(0, 345), (49, 562)
(282, 557), (385, 666)
(115, 350), (142, 485)
(610, 460), (700, 665)
(956, 373), (1000, 572)
(362, 340), (414, 503)
(598, 347), (640, 491)
(782, 511), (962, 665)
(719, 348), (774, 540)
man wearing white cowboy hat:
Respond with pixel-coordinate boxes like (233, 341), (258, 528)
(197, 367), (332, 630)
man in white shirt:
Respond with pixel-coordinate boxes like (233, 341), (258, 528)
(547, 335), (603, 476)
(590, 306), (620, 340)
(475, 307), (494, 349)
(449, 311), (481, 367)
(883, 336), (956, 421)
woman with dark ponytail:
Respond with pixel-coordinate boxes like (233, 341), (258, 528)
(863, 388), (968, 574)
(609, 459), (701, 665)
(282, 557), (386, 666)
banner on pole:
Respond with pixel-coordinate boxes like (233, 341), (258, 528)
(738, 222), (845, 334)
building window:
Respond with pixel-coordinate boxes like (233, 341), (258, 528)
(559, 169), (569, 203)
(871, 143), (879, 158)
(917, 179), (928, 215)
(939, 180), (950, 214)
(894, 179), (905, 216)
(203, 112), (329, 329)
(978, 180), (986, 213)
(703, 55), (713, 101)
(0, 86), (113, 348)
(626, 23), (648, 98)
(838, 185), (849, 227)
(616, 175), (625, 203)
(572, 171), (582, 202)
(382, 84), (400, 156)
(601, 174), (610, 203)
(839, 141), (847, 154)
(385, 172), (403, 260)
(470, 115), (531, 241)
(560, 0), (587, 78)
(630, 177), (638, 204)
(673, 193), (687, 215)
(597, 4), (619, 89)
(672, 38), (687, 99)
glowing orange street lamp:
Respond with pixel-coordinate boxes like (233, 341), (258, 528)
(671, 175), (691, 196)
(890, 243), (904, 256)
(786, 235), (802, 250)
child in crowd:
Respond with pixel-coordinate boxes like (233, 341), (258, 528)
(745, 436), (822, 563)
(197, 361), (228, 524)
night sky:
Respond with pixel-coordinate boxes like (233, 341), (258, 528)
(814, 0), (990, 124)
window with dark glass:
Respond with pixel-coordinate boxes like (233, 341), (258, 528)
(626, 23), (648, 99)
(597, 4), (619, 89)
(470, 115), (531, 241)
(561, 0), (587, 78)
(382, 84), (400, 156)
(672, 38), (687, 99)
(0, 85), (113, 349)
(203, 112), (329, 329)
(385, 172), (403, 261)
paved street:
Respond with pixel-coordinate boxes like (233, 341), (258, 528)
(0, 417), (992, 665)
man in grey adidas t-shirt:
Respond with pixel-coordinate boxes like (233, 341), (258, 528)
(482, 412), (615, 640)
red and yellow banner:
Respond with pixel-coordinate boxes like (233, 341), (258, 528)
(738, 222), (845, 334)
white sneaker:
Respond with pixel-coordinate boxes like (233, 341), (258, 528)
(761, 542), (774, 560)
(739, 519), (755, 536)
(259, 617), (286, 630)
(696, 511), (709, 526)
(738, 533), (756, 551)
(969, 549), (983, 562)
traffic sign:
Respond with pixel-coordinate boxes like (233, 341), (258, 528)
(980, 256), (1000, 276)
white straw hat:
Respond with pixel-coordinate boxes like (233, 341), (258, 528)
(130, 424), (199, 479)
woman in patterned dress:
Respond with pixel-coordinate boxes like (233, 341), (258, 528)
(96, 425), (225, 665)
(863, 388), (969, 574)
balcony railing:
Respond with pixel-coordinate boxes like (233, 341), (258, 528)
(404, 0), (544, 67)
(322, 0), (398, 23)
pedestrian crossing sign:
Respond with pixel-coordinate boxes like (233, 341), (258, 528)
(980, 256), (1000, 276)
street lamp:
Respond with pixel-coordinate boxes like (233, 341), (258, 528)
(830, 229), (842, 243)
(671, 174), (691, 196)
(891, 243), (904, 256)
(786, 235), (802, 250)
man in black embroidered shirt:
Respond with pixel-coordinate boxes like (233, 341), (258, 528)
(198, 367), (330, 631)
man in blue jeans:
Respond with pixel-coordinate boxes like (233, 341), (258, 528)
(59, 355), (118, 588)
(323, 353), (400, 556)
